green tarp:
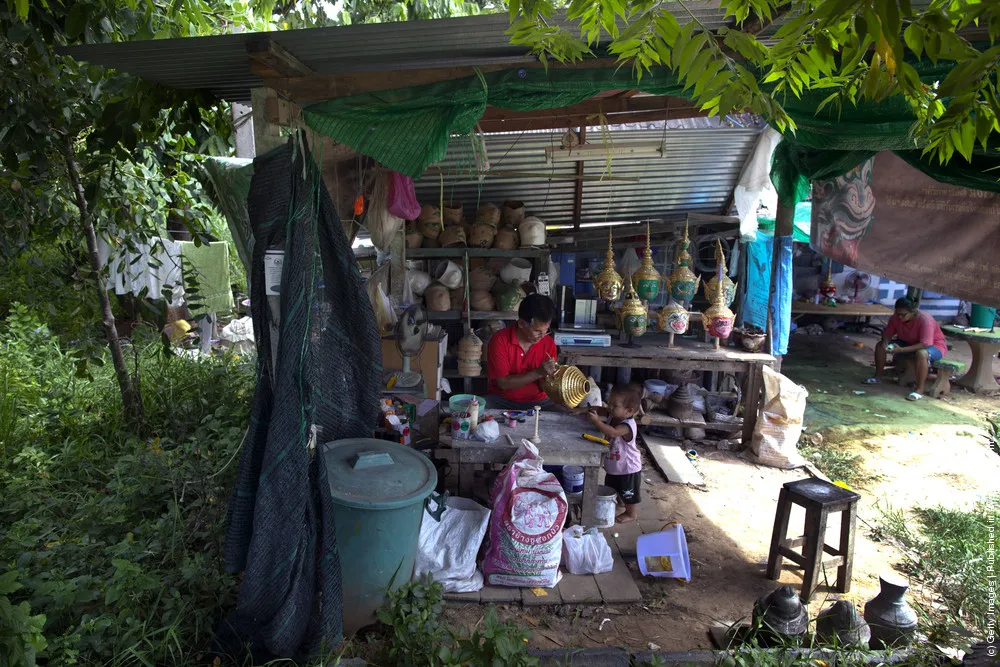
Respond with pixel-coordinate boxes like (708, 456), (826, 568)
(758, 202), (811, 243)
(300, 56), (1000, 202)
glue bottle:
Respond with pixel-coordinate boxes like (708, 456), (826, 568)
(468, 397), (480, 431)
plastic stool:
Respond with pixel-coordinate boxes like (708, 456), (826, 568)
(766, 478), (861, 602)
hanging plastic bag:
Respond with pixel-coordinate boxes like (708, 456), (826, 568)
(367, 170), (405, 250)
(365, 263), (396, 333)
(387, 171), (421, 221)
(748, 365), (808, 469)
(415, 496), (491, 593)
(561, 525), (614, 575)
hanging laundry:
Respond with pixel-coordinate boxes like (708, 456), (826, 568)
(179, 241), (235, 316)
(106, 236), (185, 306)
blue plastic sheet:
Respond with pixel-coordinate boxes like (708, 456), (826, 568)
(742, 232), (793, 355)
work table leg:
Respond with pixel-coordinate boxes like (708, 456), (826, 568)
(742, 362), (764, 445)
(957, 341), (1000, 393)
(581, 466), (599, 528)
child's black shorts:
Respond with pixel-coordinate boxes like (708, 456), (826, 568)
(604, 471), (642, 505)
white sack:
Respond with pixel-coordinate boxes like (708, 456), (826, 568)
(415, 496), (490, 593)
(748, 365), (808, 469)
(561, 525), (614, 575)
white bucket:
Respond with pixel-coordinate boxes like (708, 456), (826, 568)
(636, 522), (691, 581)
(594, 485), (618, 528)
(644, 379), (668, 396)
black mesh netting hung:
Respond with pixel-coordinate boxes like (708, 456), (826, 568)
(216, 136), (381, 662)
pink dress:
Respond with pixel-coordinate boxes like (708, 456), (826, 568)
(604, 417), (641, 475)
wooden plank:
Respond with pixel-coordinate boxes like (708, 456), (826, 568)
(480, 585), (522, 603)
(521, 584), (563, 606)
(791, 302), (892, 316)
(557, 573), (602, 603)
(559, 335), (776, 363)
(562, 355), (751, 373)
(742, 362), (763, 445)
(443, 590), (481, 602)
(607, 521), (643, 557)
(640, 412), (742, 432)
(479, 107), (707, 133)
(643, 436), (705, 486)
(595, 538), (642, 603)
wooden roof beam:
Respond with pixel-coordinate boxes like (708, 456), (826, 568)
(247, 37), (314, 78)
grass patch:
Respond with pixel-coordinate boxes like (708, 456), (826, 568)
(799, 439), (879, 488)
(873, 497), (999, 643)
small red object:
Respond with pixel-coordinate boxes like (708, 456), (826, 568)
(353, 194), (365, 216)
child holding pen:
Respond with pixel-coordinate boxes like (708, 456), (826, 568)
(586, 383), (642, 524)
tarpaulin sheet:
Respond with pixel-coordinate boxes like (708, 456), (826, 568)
(743, 232), (793, 355)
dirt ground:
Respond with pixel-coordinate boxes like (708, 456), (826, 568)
(444, 329), (1000, 652)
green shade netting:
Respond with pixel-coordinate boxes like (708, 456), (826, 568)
(758, 202), (811, 242)
(303, 67), (686, 178)
(302, 54), (1000, 201)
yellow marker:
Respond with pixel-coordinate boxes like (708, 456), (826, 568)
(582, 433), (609, 445)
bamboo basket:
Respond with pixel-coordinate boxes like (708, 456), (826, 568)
(541, 364), (592, 408)
(458, 333), (483, 377)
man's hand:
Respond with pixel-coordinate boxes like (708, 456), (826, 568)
(539, 357), (557, 377)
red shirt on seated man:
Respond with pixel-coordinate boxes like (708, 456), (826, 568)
(486, 294), (558, 410)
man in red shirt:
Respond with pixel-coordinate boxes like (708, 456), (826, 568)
(866, 297), (948, 400)
(486, 294), (558, 410)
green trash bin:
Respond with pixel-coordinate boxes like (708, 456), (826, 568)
(971, 303), (997, 329)
(321, 438), (437, 635)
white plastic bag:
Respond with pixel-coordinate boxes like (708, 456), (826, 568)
(748, 365), (808, 469)
(561, 525), (614, 575)
(415, 496), (490, 593)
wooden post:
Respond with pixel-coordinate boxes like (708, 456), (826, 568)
(250, 87), (285, 156)
(572, 126), (586, 230)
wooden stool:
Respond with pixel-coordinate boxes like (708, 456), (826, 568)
(766, 478), (861, 602)
(929, 358), (966, 398)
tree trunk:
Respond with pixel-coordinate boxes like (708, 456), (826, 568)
(62, 136), (144, 427)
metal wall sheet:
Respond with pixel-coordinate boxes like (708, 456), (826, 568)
(412, 127), (758, 225)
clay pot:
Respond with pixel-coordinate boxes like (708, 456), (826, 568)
(520, 216), (545, 246)
(494, 226), (519, 250)
(475, 203), (501, 227)
(424, 283), (451, 312)
(864, 575), (917, 649)
(432, 260), (464, 289)
(753, 585), (808, 647)
(442, 202), (463, 226)
(407, 269), (432, 297)
(495, 282), (525, 312)
(468, 265), (497, 291)
(499, 258), (532, 285)
(470, 290), (495, 311)
(740, 329), (766, 352)
(666, 383), (695, 421)
(419, 205), (441, 239)
(421, 236), (440, 249)
(469, 223), (496, 248)
(405, 228), (424, 249)
(501, 200), (525, 228)
(816, 600), (871, 648)
(439, 225), (467, 248)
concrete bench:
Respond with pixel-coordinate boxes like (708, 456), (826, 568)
(929, 358), (966, 398)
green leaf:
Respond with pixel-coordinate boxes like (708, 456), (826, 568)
(15, 0), (29, 20)
(903, 23), (924, 58)
(66, 3), (90, 39)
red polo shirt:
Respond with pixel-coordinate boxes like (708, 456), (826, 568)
(487, 325), (557, 403)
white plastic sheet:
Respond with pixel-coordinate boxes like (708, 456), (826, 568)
(415, 496), (490, 593)
(561, 525), (614, 575)
(734, 127), (783, 240)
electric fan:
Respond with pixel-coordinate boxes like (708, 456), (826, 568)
(392, 304), (428, 389)
(844, 271), (872, 301)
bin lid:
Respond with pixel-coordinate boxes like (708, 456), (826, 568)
(321, 438), (437, 510)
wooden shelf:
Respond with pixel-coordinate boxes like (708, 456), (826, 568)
(426, 311), (518, 321)
(407, 247), (549, 259)
(639, 412), (743, 433)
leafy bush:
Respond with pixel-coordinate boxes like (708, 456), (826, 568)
(376, 576), (537, 667)
(0, 305), (255, 664)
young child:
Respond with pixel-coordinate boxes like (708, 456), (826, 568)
(586, 384), (642, 524)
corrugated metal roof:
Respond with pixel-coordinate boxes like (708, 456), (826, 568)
(413, 126), (757, 225)
(57, 4), (739, 102)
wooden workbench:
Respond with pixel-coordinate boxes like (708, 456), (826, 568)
(791, 301), (893, 319)
(438, 411), (607, 527)
(558, 334), (776, 443)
